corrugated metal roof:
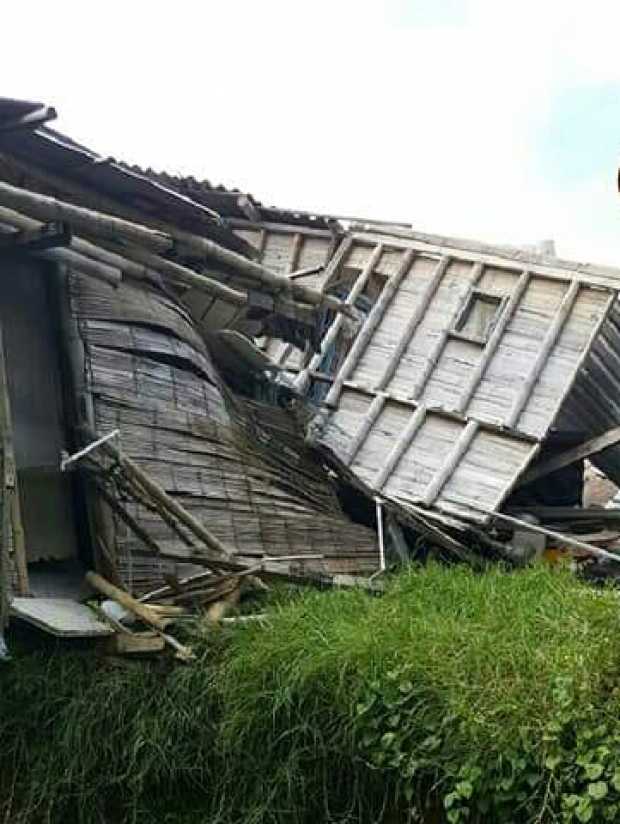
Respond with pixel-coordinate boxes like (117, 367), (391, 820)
(0, 105), (250, 254)
(126, 166), (338, 230)
(0, 97), (57, 133)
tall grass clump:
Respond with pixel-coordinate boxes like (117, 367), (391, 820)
(3, 564), (620, 822)
(216, 564), (620, 823)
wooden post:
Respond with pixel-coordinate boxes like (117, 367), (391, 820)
(0, 326), (28, 595)
(456, 270), (530, 413)
(325, 249), (416, 408)
(373, 404), (427, 491)
(506, 279), (580, 428)
(295, 242), (383, 393)
(375, 256), (450, 392)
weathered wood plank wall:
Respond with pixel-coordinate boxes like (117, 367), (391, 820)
(304, 231), (615, 524)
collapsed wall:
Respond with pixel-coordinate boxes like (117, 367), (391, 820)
(68, 272), (378, 593)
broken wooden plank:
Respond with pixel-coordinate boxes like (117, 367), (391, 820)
(86, 571), (195, 661)
(517, 425), (620, 488)
(295, 242), (384, 393)
(107, 631), (166, 655)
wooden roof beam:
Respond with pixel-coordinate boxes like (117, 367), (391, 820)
(0, 180), (348, 314)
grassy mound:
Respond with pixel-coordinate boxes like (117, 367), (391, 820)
(3, 564), (620, 823)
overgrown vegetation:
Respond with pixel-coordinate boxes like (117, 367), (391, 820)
(3, 564), (620, 823)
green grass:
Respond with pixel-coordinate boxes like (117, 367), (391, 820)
(3, 564), (620, 822)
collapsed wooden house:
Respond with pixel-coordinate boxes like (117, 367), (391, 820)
(282, 226), (620, 554)
(0, 98), (379, 640)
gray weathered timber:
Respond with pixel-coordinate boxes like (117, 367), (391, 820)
(506, 279), (580, 428)
(457, 270), (530, 413)
(375, 256), (450, 391)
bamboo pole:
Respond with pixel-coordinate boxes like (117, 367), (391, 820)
(0, 205), (153, 281)
(101, 241), (247, 305)
(0, 206), (121, 285)
(88, 431), (234, 559)
(0, 181), (347, 313)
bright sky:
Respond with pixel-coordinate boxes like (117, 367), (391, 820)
(4, 1), (620, 264)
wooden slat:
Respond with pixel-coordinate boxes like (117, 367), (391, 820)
(345, 394), (387, 466)
(422, 420), (479, 505)
(374, 405), (427, 490)
(506, 279), (581, 428)
(375, 256), (451, 391)
(410, 262), (484, 399)
(295, 241), (383, 393)
(324, 249), (416, 408)
(289, 232), (303, 274)
(456, 270), (530, 413)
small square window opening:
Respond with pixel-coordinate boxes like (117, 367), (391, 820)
(453, 291), (503, 342)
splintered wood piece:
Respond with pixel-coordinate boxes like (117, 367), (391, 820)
(86, 571), (195, 661)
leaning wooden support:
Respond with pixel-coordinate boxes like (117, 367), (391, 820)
(516, 425), (620, 488)
(83, 428), (233, 559)
(456, 270), (530, 412)
(422, 420), (479, 506)
(295, 242), (384, 393)
(469, 505), (620, 564)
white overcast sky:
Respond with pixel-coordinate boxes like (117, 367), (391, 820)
(4, 0), (620, 264)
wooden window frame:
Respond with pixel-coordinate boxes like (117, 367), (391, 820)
(450, 290), (507, 345)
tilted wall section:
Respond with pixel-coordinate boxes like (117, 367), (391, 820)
(302, 231), (614, 523)
(67, 270), (377, 593)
